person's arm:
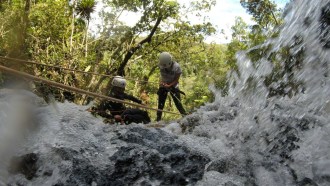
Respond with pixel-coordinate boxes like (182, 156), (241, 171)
(163, 74), (181, 88)
(163, 63), (182, 88)
(93, 100), (113, 118)
(169, 74), (180, 87)
(123, 93), (143, 104)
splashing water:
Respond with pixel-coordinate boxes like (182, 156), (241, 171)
(1, 0), (330, 185)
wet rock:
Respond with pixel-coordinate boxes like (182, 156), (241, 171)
(320, 2), (330, 49)
(43, 169), (53, 176)
(206, 159), (229, 173)
(52, 147), (78, 161)
(297, 178), (318, 186)
(205, 155), (257, 181)
(108, 127), (210, 185)
(181, 115), (202, 133)
(224, 181), (238, 186)
(312, 160), (330, 184)
(197, 171), (241, 186)
(181, 106), (237, 133)
(68, 158), (104, 185)
(265, 104), (321, 162)
(7, 126), (210, 186)
(229, 99), (240, 107)
(9, 153), (39, 180)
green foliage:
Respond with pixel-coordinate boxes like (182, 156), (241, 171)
(0, 0), (230, 121)
(76, 0), (97, 21)
(226, 0), (283, 71)
(240, 0), (279, 27)
(225, 17), (249, 71)
(0, 0), (26, 56)
(237, 0), (303, 98)
(190, 0), (216, 12)
(263, 37), (305, 98)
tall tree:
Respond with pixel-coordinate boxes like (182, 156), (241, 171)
(69, 0), (77, 54)
(240, 0), (279, 28)
(76, 0), (96, 57)
(225, 17), (249, 70)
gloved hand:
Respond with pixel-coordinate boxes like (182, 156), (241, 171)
(160, 82), (171, 88)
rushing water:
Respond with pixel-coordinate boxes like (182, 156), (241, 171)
(1, 0), (330, 185)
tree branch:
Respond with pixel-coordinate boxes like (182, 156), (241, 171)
(270, 10), (279, 25)
(117, 16), (162, 76)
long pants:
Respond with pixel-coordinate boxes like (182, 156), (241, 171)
(122, 109), (150, 124)
(157, 87), (186, 121)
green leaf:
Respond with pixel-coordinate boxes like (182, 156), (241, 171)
(76, 0), (96, 20)
(84, 65), (91, 72)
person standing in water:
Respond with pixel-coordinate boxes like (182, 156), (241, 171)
(156, 52), (187, 121)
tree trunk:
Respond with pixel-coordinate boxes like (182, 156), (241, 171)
(85, 20), (89, 58)
(70, 1), (76, 54)
(14, 0), (30, 57)
(140, 65), (157, 89)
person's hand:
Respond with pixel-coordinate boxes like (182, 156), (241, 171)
(114, 115), (123, 122)
(163, 83), (171, 88)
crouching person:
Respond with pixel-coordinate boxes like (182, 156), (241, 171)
(89, 76), (150, 124)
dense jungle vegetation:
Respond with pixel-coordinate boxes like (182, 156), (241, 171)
(0, 0), (284, 120)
